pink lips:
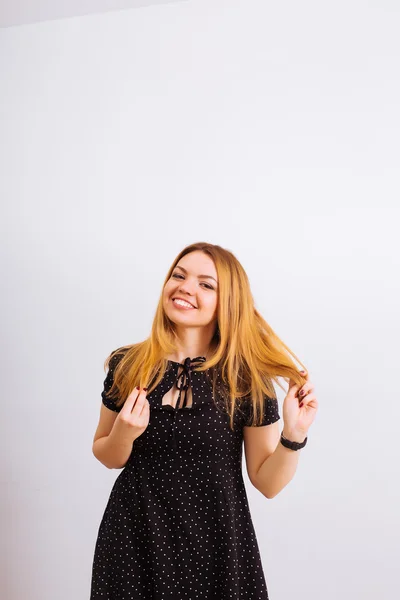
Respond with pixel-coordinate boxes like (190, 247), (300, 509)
(172, 298), (196, 309)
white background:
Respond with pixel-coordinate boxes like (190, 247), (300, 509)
(1, 1), (399, 598)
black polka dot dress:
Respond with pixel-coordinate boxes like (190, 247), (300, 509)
(90, 352), (280, 599)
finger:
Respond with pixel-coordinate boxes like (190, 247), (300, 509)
(297, 383), (314, 398)
(124, 386), (141, 409)
(288, 383), (301, 400)
(289, 377), (308, 393)
(307, 396), (318, 406)
(289, 370), (309, 389)
(300, 394), (318, 408)
(138, 395), (149, 416)
(140, 398), (150, 418)
(132, 388), (147, 414)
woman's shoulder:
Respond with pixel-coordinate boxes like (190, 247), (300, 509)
(106, 344), (132, 365)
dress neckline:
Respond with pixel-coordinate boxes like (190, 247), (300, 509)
(167, 356), (207, 367)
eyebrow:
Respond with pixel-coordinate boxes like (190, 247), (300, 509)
(174, 265), (218, 284)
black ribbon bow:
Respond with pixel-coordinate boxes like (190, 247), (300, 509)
(174, 356), (206, 409)
(170, 356), (206, 448)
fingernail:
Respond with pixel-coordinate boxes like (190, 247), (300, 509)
(299, 390), (305, 396)
(143, 387), (148, 391)
(136, 386), (140, 390)
(300, 370), (306, 374)
(299, 402), (304, 407)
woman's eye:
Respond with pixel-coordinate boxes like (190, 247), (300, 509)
(171, 273), (214, 290)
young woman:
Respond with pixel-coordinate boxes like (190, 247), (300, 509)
(90, 241), (318, 599)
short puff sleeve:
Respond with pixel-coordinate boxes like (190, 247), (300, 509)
(242, 393), (280, 427)
(101, 351), (125, 412)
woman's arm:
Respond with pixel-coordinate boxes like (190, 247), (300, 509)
(254, 429), (303, 499)
(92, 420), (135, 469)
(255, 369), (317, 498)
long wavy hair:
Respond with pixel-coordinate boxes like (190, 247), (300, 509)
(103, 242), (307, 429)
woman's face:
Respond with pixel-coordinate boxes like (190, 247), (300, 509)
(163, 251), (219, 330)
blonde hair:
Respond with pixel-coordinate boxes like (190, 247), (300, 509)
(103, 242), (307, 429)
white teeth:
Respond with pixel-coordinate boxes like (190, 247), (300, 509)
(173, 298), (194, 308)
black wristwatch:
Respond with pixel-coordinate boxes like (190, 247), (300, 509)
(280, 432), (308, 451)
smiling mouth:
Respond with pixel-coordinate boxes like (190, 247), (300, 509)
(172, 298), (197, 309)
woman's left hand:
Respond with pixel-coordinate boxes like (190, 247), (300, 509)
(282, 371), (318, 442)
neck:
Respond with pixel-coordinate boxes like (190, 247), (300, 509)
(167, 327), (217, 363)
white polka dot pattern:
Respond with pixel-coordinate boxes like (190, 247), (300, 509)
(91, 351), (280, 599)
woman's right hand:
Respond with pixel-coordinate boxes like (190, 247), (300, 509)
(115, 387), (150, 440)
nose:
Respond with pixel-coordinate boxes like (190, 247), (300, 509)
(177, 278), (196, 297)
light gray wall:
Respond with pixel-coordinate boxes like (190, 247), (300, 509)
(0, 0), (188, 28)
(1, 1), (399, 598)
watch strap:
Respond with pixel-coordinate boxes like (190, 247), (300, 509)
(280, 432), (308, 450)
